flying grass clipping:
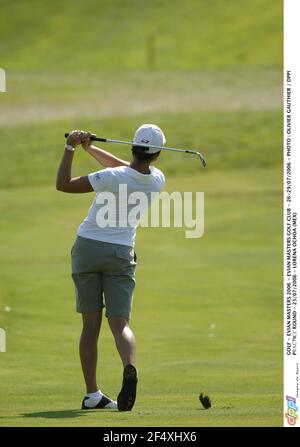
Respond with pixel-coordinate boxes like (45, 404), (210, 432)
(199, 393), (211, 409)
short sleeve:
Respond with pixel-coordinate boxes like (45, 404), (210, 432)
(158, 171), (165, 189)
(88, 168), (114, 192)
(153, 168), (165, 192)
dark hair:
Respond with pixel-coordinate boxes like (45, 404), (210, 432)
(132, 145), (160, 162)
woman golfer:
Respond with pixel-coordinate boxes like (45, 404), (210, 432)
(56, 124), (165, 411)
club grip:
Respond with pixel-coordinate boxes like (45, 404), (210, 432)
(64, 133), (107, 142)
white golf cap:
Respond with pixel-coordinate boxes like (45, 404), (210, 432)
(133, 124), (166, 154)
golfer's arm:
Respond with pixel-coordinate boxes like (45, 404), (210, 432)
(85, 145), (129, 168)
(56, 149), (93, 193)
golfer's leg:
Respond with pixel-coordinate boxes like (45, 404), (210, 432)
(108, 316), (136, 367)
(80, 310), (102, 394)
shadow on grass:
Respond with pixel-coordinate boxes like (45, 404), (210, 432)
(22, 409), (114, 419)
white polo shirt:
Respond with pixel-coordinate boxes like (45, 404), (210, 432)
(77, 165), (165, 247)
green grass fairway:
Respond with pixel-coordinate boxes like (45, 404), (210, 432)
(0, 0), (282, 71)
(0, 0), (282, 427)
(0, 167), (282, 427)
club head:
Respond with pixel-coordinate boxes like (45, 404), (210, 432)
(197, 152), (206, 168)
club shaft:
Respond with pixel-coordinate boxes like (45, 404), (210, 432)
(107, 138), (200, 155)
(65, 133), (202, 156)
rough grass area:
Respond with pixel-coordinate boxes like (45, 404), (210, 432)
(0, 0), (282, 71)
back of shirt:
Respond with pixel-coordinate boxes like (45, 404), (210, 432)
(77, 165), (165, 247)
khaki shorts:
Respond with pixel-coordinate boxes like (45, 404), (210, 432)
(71, 236), (136, 319)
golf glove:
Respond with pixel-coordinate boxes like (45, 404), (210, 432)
(66, 130), (86, 148)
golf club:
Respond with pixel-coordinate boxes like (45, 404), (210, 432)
(64, 133), (206, 168)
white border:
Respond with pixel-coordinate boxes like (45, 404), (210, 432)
(0, 68), (6, 92)
(0, 328), (6, 352)
(284, 0), (300, 428)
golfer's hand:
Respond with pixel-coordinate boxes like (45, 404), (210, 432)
(66, 130), (84, 148)
(81, 131), (96, 150)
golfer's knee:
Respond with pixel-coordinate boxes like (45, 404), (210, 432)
(82, 324), (99, 338)
(108, 315), (129, 336)
(81, 311), (101, 337)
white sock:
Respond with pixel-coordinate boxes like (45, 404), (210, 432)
(86, 390), (102, 399)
